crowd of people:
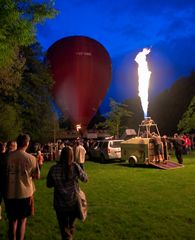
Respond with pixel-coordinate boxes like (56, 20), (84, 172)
(141, 131), (192, 164)
(0, 135), (88, 240)
(168, 133), (192, 164)
(28, 138), (92, 163)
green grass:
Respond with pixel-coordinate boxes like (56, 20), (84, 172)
(1, 152), (195, 239)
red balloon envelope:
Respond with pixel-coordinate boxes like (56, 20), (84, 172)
(47, 36), (112, 128)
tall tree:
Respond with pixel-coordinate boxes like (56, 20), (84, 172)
(0, 0), (57, 92)
(0, 0), (57, 68)
(18, 43), (54, 142)
(177, 96), (195, 133)
(96, 99), (133, 138)
(0, 0), (57, 95)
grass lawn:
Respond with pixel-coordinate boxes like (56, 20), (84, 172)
(1, 151), (195, 240)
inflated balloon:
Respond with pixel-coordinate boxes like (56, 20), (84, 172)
(47, 36), (112, 128)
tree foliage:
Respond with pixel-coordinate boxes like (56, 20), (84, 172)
(0, 102), (22, 141)
(88, 110), (106, 129)
(96, 99), (133, 138)
(0, 0), (57, 110)
(177, 96), (195, 133)
(18, 43), (54, 142)
(0, 47), (25, 99)
(0, 0), (57, 68)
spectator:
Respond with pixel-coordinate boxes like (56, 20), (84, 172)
(75, 140), (86, 170)
(170, 134), (185, 164)
(161, 135), (169, 161)
(4, 134), (40, 240)
(47, 146), (88, 240)
(37, 150), (44, 171)
(183, 135), (191, 155)
(0, 141), (6, 220)
(6, 140), (17, 153)
(0, 140), (17, 221)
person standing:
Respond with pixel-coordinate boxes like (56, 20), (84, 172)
(47, 146), (88, 240)
(5, 134), (40, 240)
(0, 141), (17, 221)
(183, 135), (191, 154)
(6, 141), (17, 153)
(151, 133), (163, 163)
(37, 150), (44, 171)
(75, 140), (86, 170)
(0, 141), (6, 220)
(170, 134), (185, 164)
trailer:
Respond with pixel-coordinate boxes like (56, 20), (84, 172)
(121, 118), (183, 169)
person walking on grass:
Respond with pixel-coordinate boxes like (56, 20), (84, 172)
(47, 146), (88, 240)
(4, 134), (40, 240)
(169, 133), (185, 164)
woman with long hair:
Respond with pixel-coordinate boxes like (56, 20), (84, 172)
(47, 146), (88, 240)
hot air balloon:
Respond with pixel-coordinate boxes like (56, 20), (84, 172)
(47, 36), (112, 129)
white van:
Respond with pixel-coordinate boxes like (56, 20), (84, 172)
(89, 139), (123, 163)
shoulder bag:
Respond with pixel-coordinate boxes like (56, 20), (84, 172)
(76, 187), (87, 221)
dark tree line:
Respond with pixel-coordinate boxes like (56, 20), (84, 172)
(149, 71), (195, 135)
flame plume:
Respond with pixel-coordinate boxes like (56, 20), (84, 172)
(135, 48), (151, 118)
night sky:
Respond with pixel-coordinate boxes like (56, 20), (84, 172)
(37, 0), (195, 113)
